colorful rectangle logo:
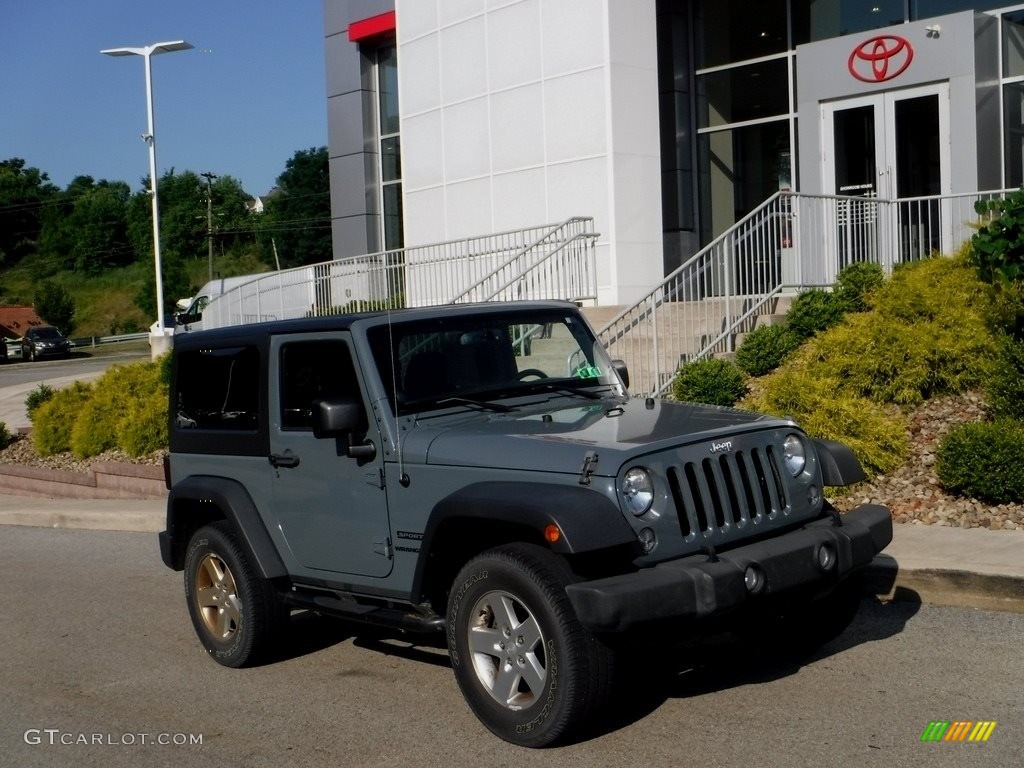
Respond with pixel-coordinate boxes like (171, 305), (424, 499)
(920, 721), (997, 742)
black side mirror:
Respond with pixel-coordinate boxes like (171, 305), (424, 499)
(312, 397), (376, 460)
(312, 397), (363, 439)
(611, 359), (630, 390)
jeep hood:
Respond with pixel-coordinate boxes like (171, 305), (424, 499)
(401, 397), (788, 476)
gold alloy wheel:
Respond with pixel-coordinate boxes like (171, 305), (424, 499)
(194, 553), (242, 641)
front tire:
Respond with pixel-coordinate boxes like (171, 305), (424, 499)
(183, 522), (287, 667)
(447, 543), (613, 747)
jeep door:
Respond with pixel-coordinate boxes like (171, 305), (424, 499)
(268, 333), (393, 578)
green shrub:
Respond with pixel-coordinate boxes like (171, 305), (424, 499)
(0, 421), (12, 450)
(804, 312), (993, 407)
(937, 420), (1024, 503)
(69, 361), (167, 458)
(836, 261), (884, 311)
(742, 366), (907, 477)
(970, 188), (1024, 284)
(32, 381), (94, 456)
(785, 289), (848, 340)
(985, 334), (1024, 420)
(735, 324), (800, 377)
(672, 358), (747, 407)
(796, 257), (996, 406)
(117, 390), (168, 457)
(985, 279), (1024, 339)
(873, 254), (993, 329)
(25, 383), (56, 419)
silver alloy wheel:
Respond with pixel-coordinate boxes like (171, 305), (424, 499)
(467, 590), (547, 709)
(194, 553), (242, 640)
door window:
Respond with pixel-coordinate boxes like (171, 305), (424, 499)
(279, 340), (365, 431)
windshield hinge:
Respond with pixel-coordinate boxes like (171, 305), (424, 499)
(578, 451), (599, 486)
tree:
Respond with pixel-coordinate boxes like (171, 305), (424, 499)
(34, 281), (75, 333)
(264, 147), (331, 268)
(0, 158), (58, 266)
(38, 176), (133, 276)
(135, 251), (191, 324)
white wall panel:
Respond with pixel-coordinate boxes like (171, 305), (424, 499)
(439, 0), (485, 26)
(403, 186), (447, 244)
(440, 17), (488, 102)
(445, 177), (493, 237)
(486, 0), (542, 91)
(399, 0), (439, 41)
(543, 68), (606, 162)
(492, 168), (547, 230)
(400, 35), (442, 115)
(540, 0), (605, 77)
(402, 110), (445, 188)
(489, 84), (544, 172)
(442, 97), (491, 180)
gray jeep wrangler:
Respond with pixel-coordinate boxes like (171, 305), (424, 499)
(159, 300), (891, 747)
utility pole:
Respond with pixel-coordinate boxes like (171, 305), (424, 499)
(200, 171), (218, 280)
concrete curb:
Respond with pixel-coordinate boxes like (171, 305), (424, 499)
(865, 555), (1024, 615)
(0, 496), (164, 533)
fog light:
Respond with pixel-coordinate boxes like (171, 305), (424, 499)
(817, 543), (836, 571)
(743, 565), (765, 594)
(638, 527), (657, 554)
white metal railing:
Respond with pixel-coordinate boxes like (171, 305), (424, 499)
(599, 189), (1014, 397)
(200, 217), (598, 330)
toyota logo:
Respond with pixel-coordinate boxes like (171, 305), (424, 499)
(848, 35), (914, 83)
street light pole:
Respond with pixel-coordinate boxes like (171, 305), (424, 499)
(101, 40), (192, 356)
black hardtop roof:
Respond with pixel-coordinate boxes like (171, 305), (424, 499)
(173, 300), (583, 351)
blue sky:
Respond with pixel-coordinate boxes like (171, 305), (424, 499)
(0, 0), (327, 196)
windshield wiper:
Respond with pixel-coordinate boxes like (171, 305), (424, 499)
(533, 382), (607, 400)
(429, 396), (513, 413)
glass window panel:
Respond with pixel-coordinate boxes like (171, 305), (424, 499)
(911, 0), (1006, 21)
(695, 0), (787, 68)
(1003, 11), (1024, 78)
(383, 183), (404, 250)
(381, 136), (401, 182)
(697, 120), (791, 244)
(801, 0), (905, 42)
(697, 59), (789, 129)
(1004, 83), (1024, 188)
(377, 45), (399, 136)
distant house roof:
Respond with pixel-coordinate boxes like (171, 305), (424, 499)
(0, 306), (45, 339)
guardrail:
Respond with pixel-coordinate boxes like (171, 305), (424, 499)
(69, 332), (149, 347)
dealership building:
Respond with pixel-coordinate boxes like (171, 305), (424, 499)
(320, 0), (1024, 307)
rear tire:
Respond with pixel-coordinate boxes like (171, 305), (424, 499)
(447, 543), (614, 747)
(184, 521), (287, 667)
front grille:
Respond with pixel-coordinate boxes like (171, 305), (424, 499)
(667, 446), (789, 541)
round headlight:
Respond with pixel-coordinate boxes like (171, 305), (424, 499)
(621, 467), (654, 516)
(782, 434), (807, 477)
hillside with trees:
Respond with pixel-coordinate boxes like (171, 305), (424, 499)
(0, 148), (330, 336)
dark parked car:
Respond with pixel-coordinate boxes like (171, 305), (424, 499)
(21, 326), (72, 361)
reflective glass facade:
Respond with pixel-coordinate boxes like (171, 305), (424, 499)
(658, 0), (1024, 256)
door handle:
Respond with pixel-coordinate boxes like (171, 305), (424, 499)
(269, 451), (300, 469)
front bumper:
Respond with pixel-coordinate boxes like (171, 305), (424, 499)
(565, 504), (891, 632)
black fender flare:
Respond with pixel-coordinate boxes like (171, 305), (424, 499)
(813, 439), (867, 487)
(163, 475), (287, 579)
(410, 481), (638, 599)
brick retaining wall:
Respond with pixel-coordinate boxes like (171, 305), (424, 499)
(0, 461), (167, 499)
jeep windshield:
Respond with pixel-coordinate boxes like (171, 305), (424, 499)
(367, 309), (624, 414)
